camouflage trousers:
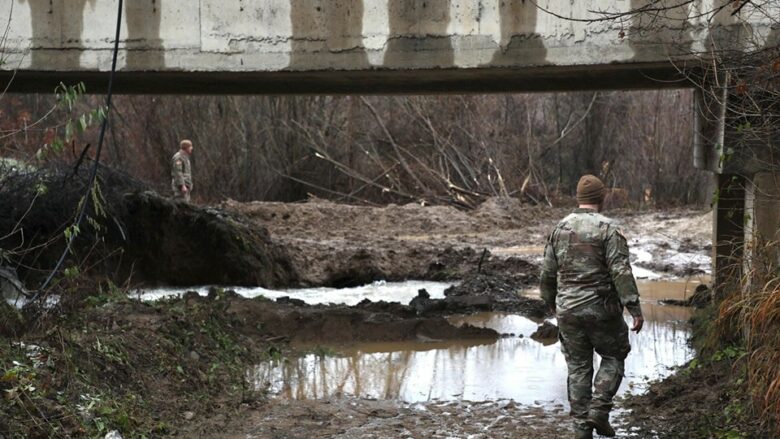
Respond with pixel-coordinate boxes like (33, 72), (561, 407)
(557, 299), (631, 430)
(171, 183), (191, 203)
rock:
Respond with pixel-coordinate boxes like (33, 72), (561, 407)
(660, 284), (712, 308)
(276, 296), (306, 307)
(689, 284), (712, 308)
(183, 411), (195, 421)
(188, 351), (200, 361)
(0, 265), (27, 306)
(409, 288), (445, 315)
(531, 321), (559, 345)
(104, 431), (123, 439)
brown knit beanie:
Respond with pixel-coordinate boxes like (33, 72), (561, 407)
(576, 174), (606, 205)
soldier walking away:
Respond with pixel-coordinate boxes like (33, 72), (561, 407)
(171, 139), (194, 202)
(540, 174), (644, 439)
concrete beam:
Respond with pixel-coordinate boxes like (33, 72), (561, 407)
(0, 0), (776, 94)
(0, 63), (688, 95)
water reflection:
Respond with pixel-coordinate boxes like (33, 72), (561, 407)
(249, 304), (692, 404)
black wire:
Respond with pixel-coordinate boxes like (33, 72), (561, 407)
(33, 0), (124, 299)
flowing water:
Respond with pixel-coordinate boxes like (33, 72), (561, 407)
(242, 279), (703, 406)
(137, 280), (450, 304)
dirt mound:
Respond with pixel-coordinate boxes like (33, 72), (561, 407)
(123, 192), (297, 287)
(224, 197), (557, 286)
(440, 273), (549, 318)
(531, 321), (559, 345)
(1, 164), (299, 290)
(0, 292), (271, 437)
(224, 292), (498, 344)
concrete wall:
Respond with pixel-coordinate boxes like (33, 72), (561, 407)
(745, 172), (780, 268)
(0, 0), (776, 93)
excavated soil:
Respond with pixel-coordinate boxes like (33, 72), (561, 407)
(123, 192), (296, 287)
(222, 197), (559, 287)
(216, 290), (500, 344)
(222, 198), (711, 286)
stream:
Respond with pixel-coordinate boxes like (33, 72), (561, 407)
(245, 279), (700, 406)
(140, 277), (706, 408)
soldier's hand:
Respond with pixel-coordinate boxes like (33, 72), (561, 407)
(181, 185), (188, 193)
(631, 315), (644, 333)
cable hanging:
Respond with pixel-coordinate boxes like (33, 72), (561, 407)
(33, 0), (124, 299)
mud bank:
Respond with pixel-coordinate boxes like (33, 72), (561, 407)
(204, 398), (572, 439)
(414, 273), (550, 318)
(206, 289), (500, 344)
(224, 198), (712, 286)
(224, 198), (558, 287)
(0, 287), (503, 437)
(123, 192), (296, 287)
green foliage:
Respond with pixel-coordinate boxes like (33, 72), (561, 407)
(711, 345), (746, 362)
(718, 429), (747, 439)
(266, 345), (283, 362)
(63, 266), (80, 279)
(36, 82), (106, 162)
(55, 82), (86, 111)
(63, 224), (80, 242)
(34, 180), (48, 195)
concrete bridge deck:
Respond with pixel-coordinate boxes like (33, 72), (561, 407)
(0, 1), (776, 94)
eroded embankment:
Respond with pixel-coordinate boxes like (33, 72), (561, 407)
(122, 192), (297, 287)
(223, 198), (712, 287)
(1, 283), (552, 437)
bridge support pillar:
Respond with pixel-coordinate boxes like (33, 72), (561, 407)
(712, 174), (746, 296)
(744, 172), (780, 279)
(695, 83), (780, 293)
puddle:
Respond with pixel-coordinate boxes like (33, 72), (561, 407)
(522, 277), (709, 307)
(248, 281), (695, 405)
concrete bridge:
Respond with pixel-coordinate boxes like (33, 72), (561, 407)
(1, 0), (779, 282)
(1, 0), (776, 94)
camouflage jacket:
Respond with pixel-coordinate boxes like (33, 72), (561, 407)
(540, 208), (642, 317)
(171, 150), (193, 189)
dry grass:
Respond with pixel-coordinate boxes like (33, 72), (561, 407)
(716, 239), (780, 434)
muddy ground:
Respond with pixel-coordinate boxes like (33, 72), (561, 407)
(2, 197), (720, 438)
(223, 197), (711, 287)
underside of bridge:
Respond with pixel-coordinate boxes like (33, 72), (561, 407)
(1, 63), (687, 95)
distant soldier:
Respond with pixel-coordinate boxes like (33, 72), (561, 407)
(171, 139), (194, 202)
(540, 174), (644, 439)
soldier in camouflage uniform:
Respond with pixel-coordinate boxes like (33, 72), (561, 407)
(171, 139), (194, 203)
(540, 174), (644, 439)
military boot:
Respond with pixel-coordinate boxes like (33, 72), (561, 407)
(573, 426), (593, 439)
(586, 413), (616, 437)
